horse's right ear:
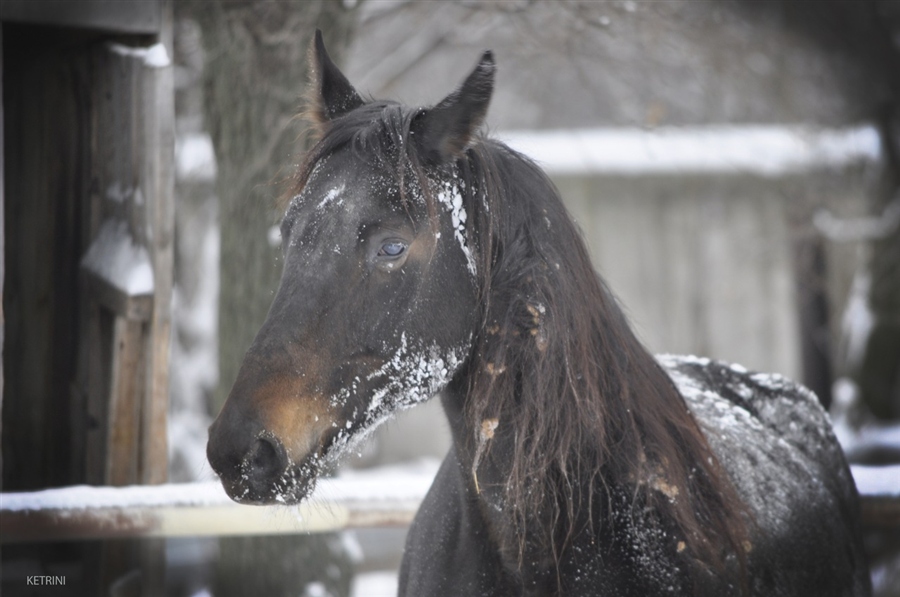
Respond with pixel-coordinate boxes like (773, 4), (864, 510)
(412, 51), (495, 164)
(307, 30), (364, 131)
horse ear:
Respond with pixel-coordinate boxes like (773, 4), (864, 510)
(307, 29), (364, 129)
(412, 51), (495, 164)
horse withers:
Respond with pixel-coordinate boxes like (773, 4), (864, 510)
(207, 31), (871, 597)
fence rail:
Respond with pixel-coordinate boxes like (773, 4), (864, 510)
(1, 464), (897, 544)
(0, 464), (436, 543)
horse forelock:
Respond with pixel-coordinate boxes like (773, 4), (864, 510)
(286, 102), (450, 231)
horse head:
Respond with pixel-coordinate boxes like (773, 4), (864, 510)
(207, 32), (494, 504)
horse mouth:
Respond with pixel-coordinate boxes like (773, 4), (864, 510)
(237, 417), (376, 505)
(216, 436), (326, 506)
(222, 473), (318, 506)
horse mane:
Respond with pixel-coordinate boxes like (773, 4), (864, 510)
(461, 141), (751, 575)
(287, 102), (750, 583)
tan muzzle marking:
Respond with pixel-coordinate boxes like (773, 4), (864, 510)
(250, 375), (339, 463)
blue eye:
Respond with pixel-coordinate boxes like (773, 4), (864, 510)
(379, 241), (407, 257)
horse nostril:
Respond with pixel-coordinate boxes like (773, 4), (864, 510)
(246, 436), (287, 480)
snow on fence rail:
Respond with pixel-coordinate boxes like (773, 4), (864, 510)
(498, 124), (882, 177)
(1, 462), (897, 543)
(0, 462), (438, 543)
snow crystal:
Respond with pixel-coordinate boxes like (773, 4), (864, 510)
(317, 333), (470, 474)
(352, 333), (468, 416)
(436, 176), (476, 276)
(303, 582), (327, 597)
(81, 219), (154, 296)
(175, 133), (217, 182)
(267, 225), (282, 248)
(850, 465), (900, 497)
(814, 196), (900, 242)
(108, 42), (171, 68)
(658, 354), (856, 538)
(340, 531), (364, 564)
(105, 181), (133, 203)
(841, 271), (874, 369)
(318, 184), (346, 210)
(350, 571), (398, 597)
(0, 482), (230, 512)
(657, 353), (710, 368)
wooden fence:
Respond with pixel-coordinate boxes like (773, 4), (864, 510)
(1, 464), (897, 545)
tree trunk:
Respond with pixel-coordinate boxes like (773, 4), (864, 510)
(184, 2), (360, 594)
(188, 0), (357, 412)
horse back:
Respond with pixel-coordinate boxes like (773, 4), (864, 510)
(662, 355), (871, 597)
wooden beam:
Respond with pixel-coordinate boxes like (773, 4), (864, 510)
(0, 467), (437, 543)
(139, 21), (175, 486)
(0, 0), (160, 35)
(105, 317), (147, 486)
(1, 464), (896, 543)
(0, 22), (5, 489)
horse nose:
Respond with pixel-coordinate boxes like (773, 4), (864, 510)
(245, 436), (288, 487)
(207, 414), (290, 503)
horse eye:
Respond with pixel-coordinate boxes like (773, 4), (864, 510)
(378, 241), (407, 257)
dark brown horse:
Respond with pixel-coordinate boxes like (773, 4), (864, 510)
(207, 31), (871, 596)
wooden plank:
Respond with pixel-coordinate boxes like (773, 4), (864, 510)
(0, 464), (895, 543)
(81, 27), (174, 489)
(1, 25), (5, 485)
(0, 468), (437, 543)
(105, 317), (147, 486)
(139, 23), (175, 486)
(72, 16), (174, 593)
(560, 174), (805, 380)
(0, 0), (160, 35)
(862, 497), (900, 528)
(0, 501), (420, 544)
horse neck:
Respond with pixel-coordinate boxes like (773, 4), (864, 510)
(438, 359), (614, 587)
(438, 376), (535, 549)
(430, 145), (749, 583)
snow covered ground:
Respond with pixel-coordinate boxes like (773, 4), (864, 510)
(349, 571), (398, 597)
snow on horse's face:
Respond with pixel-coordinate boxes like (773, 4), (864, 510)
(206, 117), (482, 505)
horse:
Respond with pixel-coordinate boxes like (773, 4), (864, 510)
(207, 31), (871, 597)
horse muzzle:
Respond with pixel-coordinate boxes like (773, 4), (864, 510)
(207, 416), (329, 505)
(206, 364), (339, 505)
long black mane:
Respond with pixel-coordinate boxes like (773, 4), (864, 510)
(288, 101), (751, 580)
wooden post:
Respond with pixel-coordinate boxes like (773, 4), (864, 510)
(82, 17), (174, 594)
(0, 22), (5, 491)
(82, 38), (173, 492)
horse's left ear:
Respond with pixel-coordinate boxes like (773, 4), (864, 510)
(412, 51), (495, 164)
(307, 29), (364, 130)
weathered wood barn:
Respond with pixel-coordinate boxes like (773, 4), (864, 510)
(2, 0), (174, 593)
